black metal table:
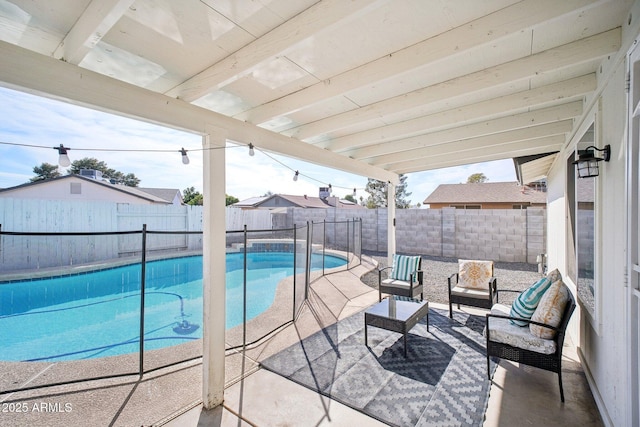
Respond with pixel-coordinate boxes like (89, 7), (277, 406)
(364, 296), (429, 357)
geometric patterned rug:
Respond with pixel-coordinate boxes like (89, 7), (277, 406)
(261, 307), (497, 427)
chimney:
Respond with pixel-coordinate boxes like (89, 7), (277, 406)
(319, 186), (330, 200)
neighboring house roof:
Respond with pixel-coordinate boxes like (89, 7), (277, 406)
(234, 194), (361, 209)
(138, 188), (183, 204)
(232, 196), (269, 208)
(423, 182), (547, 205)
(0, 175), (172, 204)
(277, 194), (331, 208)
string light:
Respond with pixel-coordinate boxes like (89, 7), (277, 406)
(54, 144), (71, 167)
(180, 148), (189, 165)
(3, 140), (367, 195)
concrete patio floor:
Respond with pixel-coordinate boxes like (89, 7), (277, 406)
(0, 256), (603, 426)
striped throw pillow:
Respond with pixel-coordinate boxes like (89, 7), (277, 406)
(509, 276), (553, 326)
(390, 255), (421, 281)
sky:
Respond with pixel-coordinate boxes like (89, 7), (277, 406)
(0, 86), (516, 205)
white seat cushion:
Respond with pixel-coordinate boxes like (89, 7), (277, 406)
(486, 303), (557, 355)
(381, 278), (415, 290)
(450, 285), (490, 299)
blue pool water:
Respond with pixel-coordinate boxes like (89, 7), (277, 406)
(0, 252), (346, 362)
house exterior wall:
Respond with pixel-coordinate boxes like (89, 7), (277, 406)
(0, 177), (156, 204)
(545, 27), (634, 425)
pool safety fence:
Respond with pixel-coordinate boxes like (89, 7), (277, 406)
(0, 218), (362, 394)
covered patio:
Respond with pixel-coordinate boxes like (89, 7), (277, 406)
(1, 1), (639, 425)
(1, 255), (601, 426)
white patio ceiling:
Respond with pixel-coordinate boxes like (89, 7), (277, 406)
(0, 0), (633, 184)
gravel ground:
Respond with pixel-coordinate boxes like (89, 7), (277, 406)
(360, 253), (543, 306)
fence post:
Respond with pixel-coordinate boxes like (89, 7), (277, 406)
(243, 225), (248, 350)
(323, 219), (326, 276)
(346, 218), (350, 270)
(359, 218), (363, 264)
(305, 221), (311, 300)
(139, 224), (147, 378)
(293, 224), (297, 320)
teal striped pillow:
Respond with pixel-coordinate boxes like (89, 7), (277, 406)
(510, 276), (553, 326)
(390, 255), (421, 281)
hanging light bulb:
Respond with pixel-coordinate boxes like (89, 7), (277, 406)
(293, 171), (299, 181)
(54, 144), (71, 167)
(180, 148), (190, 165)
(248, 143), (255, 156)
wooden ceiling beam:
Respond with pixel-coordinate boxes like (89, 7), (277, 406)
(237, 0), (600, 125)
(165, 0), (391, 102)
(53, 0), (134, 64)
(351, 102), (582, 160)
(324, 74), (594, 152)
(369, 120), (573, 166)
(393, 135), (566, 174)
(289, 29), (619, 140)
(0, 40), (398, 184)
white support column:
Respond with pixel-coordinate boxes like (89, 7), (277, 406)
(387, 182), (396, 267)
(202, 128), (227, 409)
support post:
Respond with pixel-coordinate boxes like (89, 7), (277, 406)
(202, 129), (227, 409)
(387, 182), (396, 267)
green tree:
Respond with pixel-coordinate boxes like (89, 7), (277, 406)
(30, 162), (61, 182)
(467, 173), (488, 183)
(344, 194), (357, 204)
(364, 174), (412, 208)
(226, 194), (239, 206)
(69, 157), (140, 187)
(183, 186), (203, 205)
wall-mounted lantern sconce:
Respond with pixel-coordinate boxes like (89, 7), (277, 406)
(573, 144), (611, 178)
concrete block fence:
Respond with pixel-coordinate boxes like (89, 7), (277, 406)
(276, 207), (546, 264)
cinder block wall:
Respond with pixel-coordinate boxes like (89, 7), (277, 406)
(278, 207), (546, 264)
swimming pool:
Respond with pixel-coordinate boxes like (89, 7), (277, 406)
(0, 252), (346, 362)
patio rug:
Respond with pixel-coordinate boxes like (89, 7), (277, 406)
(260, 307), (497, 427)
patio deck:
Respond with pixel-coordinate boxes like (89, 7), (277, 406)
(0, 256), (602, 426)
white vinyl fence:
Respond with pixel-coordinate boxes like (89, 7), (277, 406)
(0, 199), (273, 271)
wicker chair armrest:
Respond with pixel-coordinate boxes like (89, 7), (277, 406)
(495, 289), (522, 295)
(485, 313), (561, 333)
(447, 272), (458, 292)
(495, 288), (520, 303)
(378, 266), (393, 283)
(407, 269), (423, 285)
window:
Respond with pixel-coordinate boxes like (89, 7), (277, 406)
(70, 182), (81, 194)
(573, 123), (596, 319)
(450, 204), (481, 209)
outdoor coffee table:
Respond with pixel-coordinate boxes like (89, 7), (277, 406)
(364, 296), (429, 357)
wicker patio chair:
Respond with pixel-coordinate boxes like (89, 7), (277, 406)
(485, 286), (576, 402)
(378, 254), (424, 302)
(447, 259), (497, 318)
